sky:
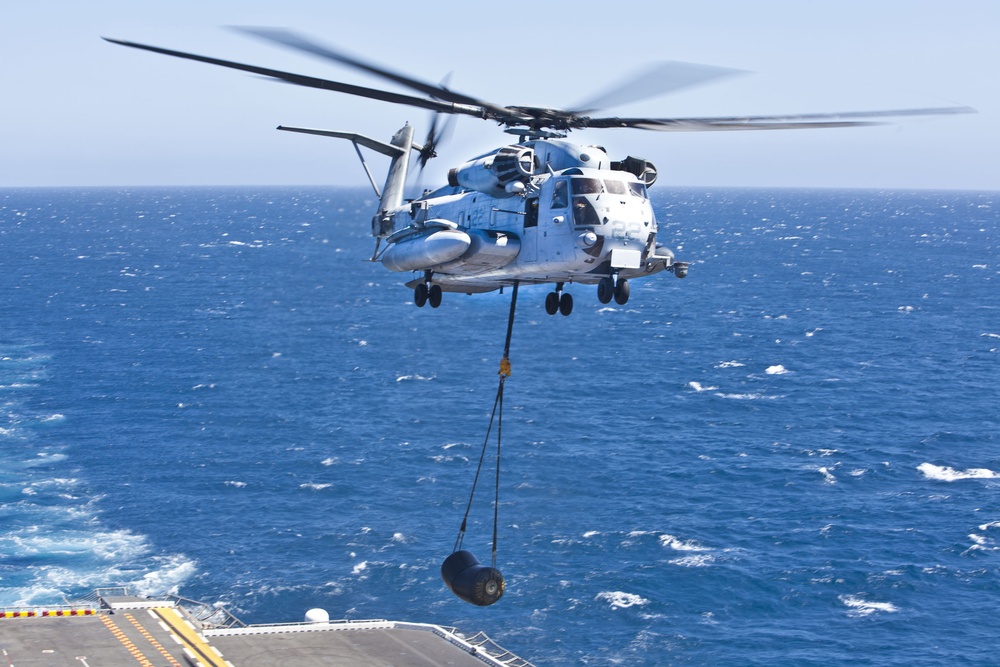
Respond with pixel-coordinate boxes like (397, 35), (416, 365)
(3, 0), (997, 190)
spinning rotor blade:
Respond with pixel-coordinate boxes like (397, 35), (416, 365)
(570, 61), (746, 114)
(101, 37), (484, 118)
(232, 27), (513, 118)
(582, 106), (977, 131)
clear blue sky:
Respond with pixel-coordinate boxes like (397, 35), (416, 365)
(3, 0), (997, 190)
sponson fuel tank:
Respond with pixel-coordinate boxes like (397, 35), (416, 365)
(382, 228), (521, 274)
(441, 550), (505, 606)
(381, 228), (471, 273)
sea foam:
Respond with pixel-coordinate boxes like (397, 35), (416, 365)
(918, 463), (999, 481)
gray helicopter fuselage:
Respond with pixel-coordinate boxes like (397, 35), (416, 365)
(381, 138), (675, 292)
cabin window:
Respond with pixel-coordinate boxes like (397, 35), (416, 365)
(524, 197), (539, 228)
(551, 180), (568, 209)
(571, 177), (602, 195)
(604, 179), (627, 195)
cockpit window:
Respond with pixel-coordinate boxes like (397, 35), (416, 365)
(572, 196), (602, 228)
(604, 179), (627, 195)
(571, 177), (602, 195)
(628, 182), (647, 199)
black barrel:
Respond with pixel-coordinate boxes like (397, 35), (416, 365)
(441, 550), (505, 606)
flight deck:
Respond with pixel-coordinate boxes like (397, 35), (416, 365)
(1, 588), (534, 667)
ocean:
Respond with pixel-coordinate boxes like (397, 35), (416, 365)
(1, 186), (997, 665)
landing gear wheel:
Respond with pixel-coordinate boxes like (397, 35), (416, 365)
(545, 292), (559, 315)
(597, 276), (614, 304)
(613, 278), (630, 305)
(429, 284), (443, 308)
(559, 292), (573, 316)
(414, 283), (428, 307)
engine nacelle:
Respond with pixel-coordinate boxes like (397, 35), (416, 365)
(448, 145), (534, 197)
(611, 155), (658, 187)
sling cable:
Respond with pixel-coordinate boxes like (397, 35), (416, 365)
(441, 281), (518, 606)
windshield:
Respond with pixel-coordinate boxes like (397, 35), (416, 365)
(571, 177), (602, 195)
(604, 179), (627, 195)
(628, 181), (647, 199)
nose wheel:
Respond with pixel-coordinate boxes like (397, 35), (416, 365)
(545, 282), (573, 316)
(597, 274), (630, 305)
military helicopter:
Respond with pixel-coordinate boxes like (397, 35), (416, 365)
(104, 29), (972, 315)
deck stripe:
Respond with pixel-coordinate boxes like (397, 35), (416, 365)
(152, 607), (231, 667)
(123, 612), (183, 667)
(98, 614), (155, 666)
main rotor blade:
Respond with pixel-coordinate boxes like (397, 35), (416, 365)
(231, 27), (513, 117)
(102, 37), (483, 118)
(570, 61), (746, 114)
(582, 106), (977, 131)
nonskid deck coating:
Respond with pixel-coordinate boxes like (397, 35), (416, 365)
(0, 597), (531, 667)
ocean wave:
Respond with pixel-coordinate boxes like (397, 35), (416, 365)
(840, 595), (899, 617)
(669, 554), (715, 567)
(660, 534), (711, 552)
(299, 483), (333, 491)
(395, 374), (435, 382)
(765, 364), (789, 375)
(596, 591), (648, 609)
(918, 463), (999, 482)
(818, 467), (837, 484)
(714, 392), (782, 400)
(688, 381), (719, 392)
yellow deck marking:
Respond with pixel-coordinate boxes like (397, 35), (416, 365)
(152, 607), (230, 667)
(98, 614), (155, 666)
(123, 612), (183, 667)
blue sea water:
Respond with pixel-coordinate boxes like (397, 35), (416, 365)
(1, 185), (998, 665)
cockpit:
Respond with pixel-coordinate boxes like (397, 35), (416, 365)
(564, 176), (649, 228)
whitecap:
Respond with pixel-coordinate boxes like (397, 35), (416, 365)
(688, 381), (719, 392)
(582, 531), (600, 538)
(818, 467), (837, 484)
(669, 554), (715, 567)
(918, 463), (999, 481)
(299, 483), (333, 491)
(352, 561), (368, 575)
(223, 480), (247, 488)
(596, 591), (648, 609)
(395, 374), (434, 382)
(840, 595), (899, 616)
(660, 534), (710, 552)
(716, 360), (745, 368)
(715, 392), (779, 400)
(765, 364), (789, 375)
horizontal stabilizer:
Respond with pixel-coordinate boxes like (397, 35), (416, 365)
(277, 126), (425, 157)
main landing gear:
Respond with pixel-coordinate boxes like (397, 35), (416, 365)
(544, 282), (573, 316)
(597, 274), (630, 305)
(414, 272), (442, 308)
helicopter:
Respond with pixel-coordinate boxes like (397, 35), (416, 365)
(104, 29), (973, 315)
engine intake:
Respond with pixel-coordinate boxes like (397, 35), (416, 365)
(611, 155), (658, 187)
